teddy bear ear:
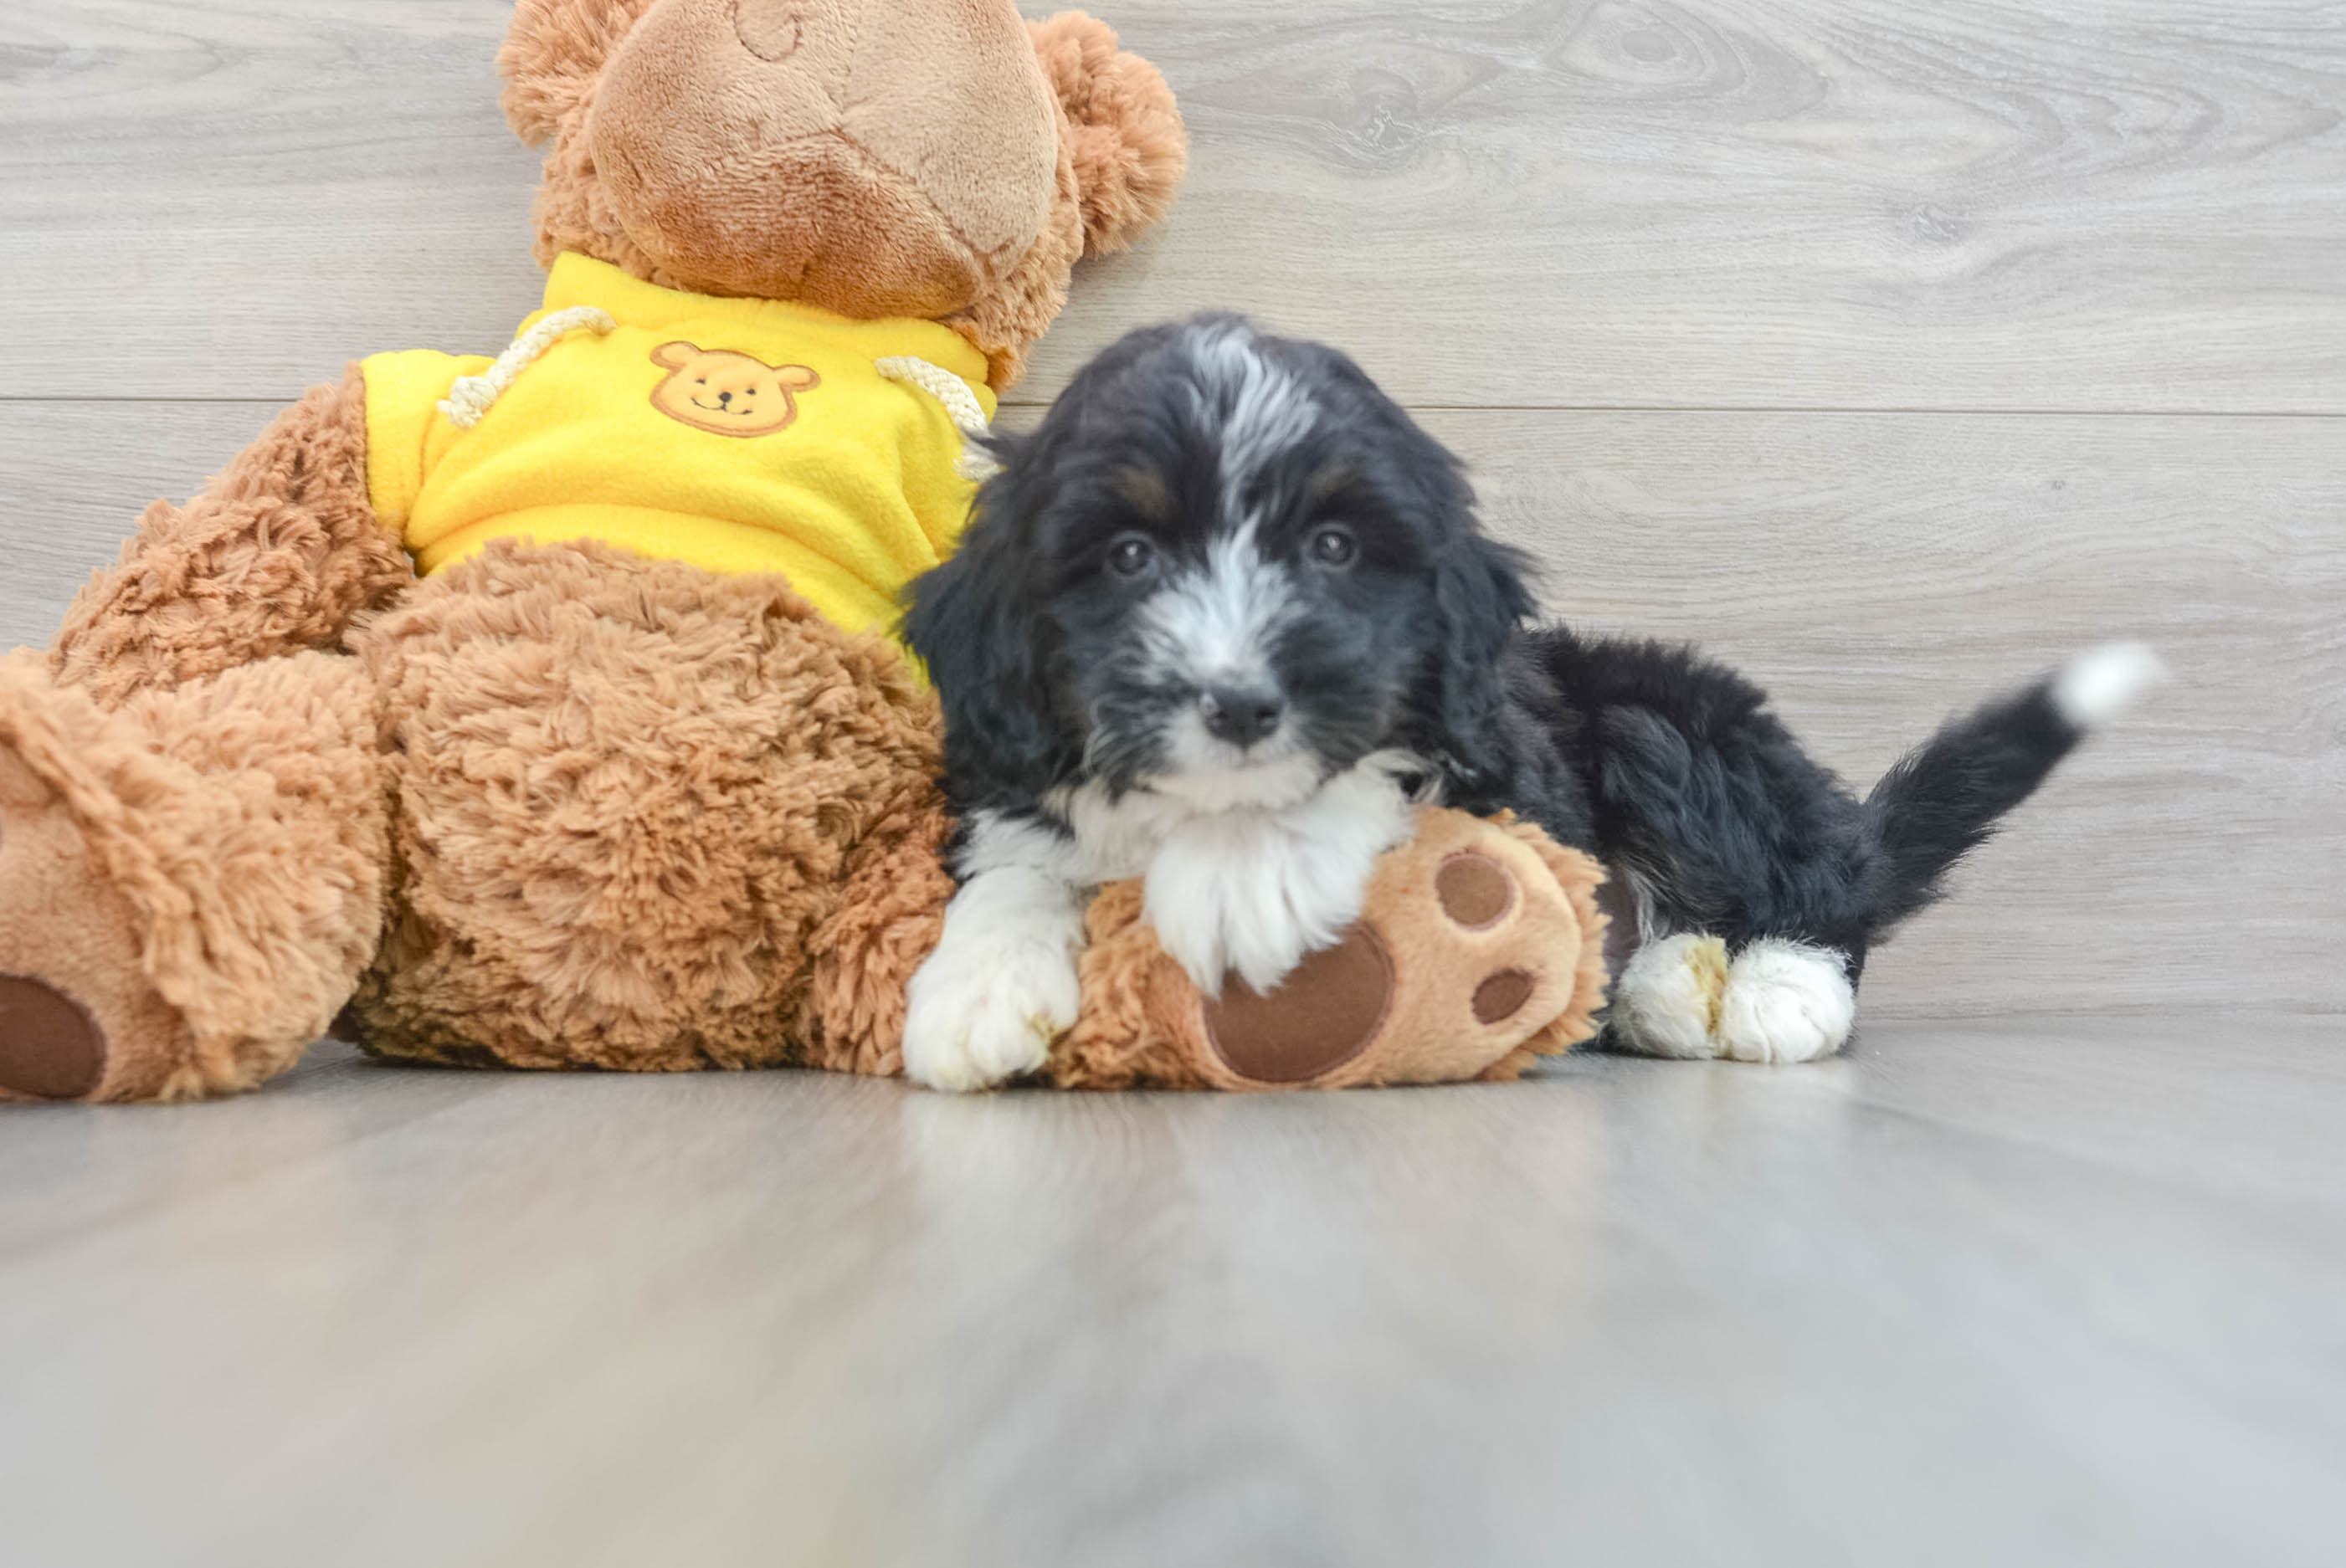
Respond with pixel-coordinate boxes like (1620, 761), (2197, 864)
(650, 341), (700, 369)
(1027, 13), (1188, 257)
(498, 0), (661, 146)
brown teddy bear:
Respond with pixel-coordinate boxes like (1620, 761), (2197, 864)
(0, 0), (1607, 1104)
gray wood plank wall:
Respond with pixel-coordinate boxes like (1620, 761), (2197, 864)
(3, 0), (2339, 1014)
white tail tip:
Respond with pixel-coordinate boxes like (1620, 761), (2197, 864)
(2051, 641), (2169, 727)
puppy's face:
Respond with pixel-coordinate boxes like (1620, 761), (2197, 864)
(907, 317), (1533, 816)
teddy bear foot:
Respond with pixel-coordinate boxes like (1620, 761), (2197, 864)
(0, 975), (107, 1100)
(1195, 812), (1610, 1089)
(1047, 808), (1611, 1091)
(0, 746), (200, 1104)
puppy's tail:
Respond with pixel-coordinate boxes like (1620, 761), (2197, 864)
(1859, 641), (2167, 936)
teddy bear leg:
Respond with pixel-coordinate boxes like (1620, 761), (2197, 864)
(793, 797), (957, 1079)
(1049, 811), (1612, 1091)
(0, 651), (388, 1103)
(341, 541), (943, 1075)
(1196, 813), (1613, 1088)
(49, 365), (412, 707)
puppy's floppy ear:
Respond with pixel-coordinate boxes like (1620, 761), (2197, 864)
(1427, 529), (1539, 784)
(902, 435), (1070, 809)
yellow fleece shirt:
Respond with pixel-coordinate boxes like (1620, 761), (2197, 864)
(361, 253), (996, 639)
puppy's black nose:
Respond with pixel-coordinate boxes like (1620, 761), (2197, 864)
(1199, 685), (1285, 749)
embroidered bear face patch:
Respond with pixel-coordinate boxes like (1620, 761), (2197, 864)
(649, 341), (819, 437)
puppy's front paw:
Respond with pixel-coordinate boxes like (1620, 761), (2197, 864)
(1145, 854), (1335, 998)
(1146, 799), (1403, 996)
(901, 930), (1081, 1093)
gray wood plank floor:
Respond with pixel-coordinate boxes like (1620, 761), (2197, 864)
(2, 1), (2341, 1562)
(4, 1017), (2344, 1566)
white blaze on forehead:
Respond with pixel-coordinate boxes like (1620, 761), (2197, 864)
(1183, 320), (1320, 517)
(1128, 320), (1321, 689)
(1137, 520), (1298, 687)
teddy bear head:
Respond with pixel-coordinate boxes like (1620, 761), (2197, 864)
(499, 0), (1186, 387)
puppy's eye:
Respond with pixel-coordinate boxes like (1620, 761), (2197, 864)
(1307, 525), (1358, 568)
(1106, 535), (1158, 578)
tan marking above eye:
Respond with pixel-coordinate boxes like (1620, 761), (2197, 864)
(1114, 467), (1171, 520)
(1306, 462), (1360, 505)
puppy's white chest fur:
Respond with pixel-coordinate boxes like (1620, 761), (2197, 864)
(1050, 751), (1421, 994)
(903, 753), (1421, 1092)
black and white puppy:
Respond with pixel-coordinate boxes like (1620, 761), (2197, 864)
(898, 316), (2160, 1090)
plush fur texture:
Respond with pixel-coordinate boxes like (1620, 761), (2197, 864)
(499, 0), (663, 145)
(579, 0), (1060, 318)
(938, 13), (1185, 387)
(12, 527), (968, 1097)
(344, 540), (946, 1074)
(0, 739), (198, 1103)
(907, 317), (2151, 1079)
(1028, 12), (1188, 256)
(51, 366), (408, 707)
(0, 650), (387, 1101)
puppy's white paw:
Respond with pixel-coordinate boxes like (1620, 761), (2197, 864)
(901, 869), (1086, 1092)
(1608, 934), (1854, 1063)
(902, 935), (1081, 1092)
(1714, 940), (1854, 1064)
(1609, 932), (1731, 1058)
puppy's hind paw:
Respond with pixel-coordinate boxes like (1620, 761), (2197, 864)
(1608, 932), (1732, 1059)
(1715, 940), (1853, 1063)
(1607, 933), (1854, 1063)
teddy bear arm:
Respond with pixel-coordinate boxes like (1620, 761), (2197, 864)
(1027, 13), (1188, 258)
(50, 363), (413, 708)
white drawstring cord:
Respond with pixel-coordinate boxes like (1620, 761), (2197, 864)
(437, 321), (992, 480)
(874, 356), (1000, 480)
(438, 306), (618, 428)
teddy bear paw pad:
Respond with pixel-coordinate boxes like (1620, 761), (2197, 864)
(1435, 851), (1517, 929)
(1201, 927), (1393, 1084)
(0, 974), (106, 1100)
